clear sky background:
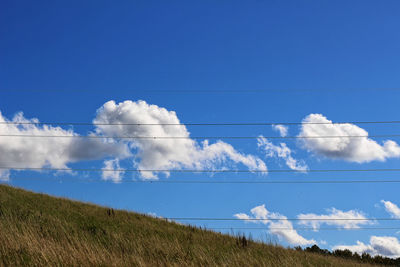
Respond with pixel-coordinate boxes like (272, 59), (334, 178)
(2, 0), (400, 256)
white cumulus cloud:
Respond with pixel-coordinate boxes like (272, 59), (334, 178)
(381, 200), (400, 219)
(0, 100), (268, 181)
(258, 136), (308, 171)
(298, 114), (400, 163)
(297, 208), (372, 230)
(93, 100), (267, 179)
(0, 111), (130, 181)
(234, 204), (316, 246)
(333, 236), (400, 258)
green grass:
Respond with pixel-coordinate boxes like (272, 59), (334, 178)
(0, 184), (378, 266)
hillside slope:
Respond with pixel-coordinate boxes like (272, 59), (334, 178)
(0, 185), (376, 266)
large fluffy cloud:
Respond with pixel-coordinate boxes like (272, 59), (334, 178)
(0, 100), (268, 181)
(297, 208), (372, 230)
(257, 136), (308, 171)
(0, 111), (130, 181)
(234, 204), (316, 246)
(381, 200), (400, 219)
(93, 100), (267, 179)
(299, 114), (400, 163)
(333, 236), (400, 258)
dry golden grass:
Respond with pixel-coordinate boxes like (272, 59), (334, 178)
(0, 184), (380, 266)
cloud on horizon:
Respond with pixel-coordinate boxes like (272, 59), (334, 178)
(234, 204), (316, 246)
(333, 236), (400, 259)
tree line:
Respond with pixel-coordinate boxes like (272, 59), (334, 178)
(297, 245), (400, 266)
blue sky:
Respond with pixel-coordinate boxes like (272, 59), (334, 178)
(2, 0), (400, 257)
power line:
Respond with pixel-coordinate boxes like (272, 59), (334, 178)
(10, 176), (400, 184)
(127, 180), (400, 184)
(0, 134), (399, 139)
(2, 89), (270, 93)
(2, 167), (400, 173)
(4, 88), (400, 93)
(207, 227), (400, 231)
(163, 218), (397, 221)
(2, 120), (400, 126)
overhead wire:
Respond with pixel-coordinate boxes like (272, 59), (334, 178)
(8, 176), (400, 184)
(159, 217), (400, 221)
(2, 167), (400, 173)
(206, 227), (400, 231)
(1, 120), (400, 126)
(0, 134), (400, 139)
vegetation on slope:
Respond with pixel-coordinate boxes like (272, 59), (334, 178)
(0, 184), (384, 266)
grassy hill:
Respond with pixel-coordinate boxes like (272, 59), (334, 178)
(0, 184), (378, 266)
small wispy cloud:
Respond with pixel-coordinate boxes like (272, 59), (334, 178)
(272, 124), (288, 137)
(381, 200), (400, 219)
(258, 136), (308, 171)
(297, 208), (372, 231)
(102, 159), (125, 183)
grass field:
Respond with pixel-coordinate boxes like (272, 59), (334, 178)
(0, 184), (379, 266)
